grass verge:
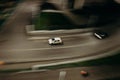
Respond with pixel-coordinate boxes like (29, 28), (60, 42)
(34, 12), (75, 30)
(38, 52), (120, 70)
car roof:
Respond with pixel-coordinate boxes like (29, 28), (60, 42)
(49, 37), (61, 40)
(94, 30), (107, 34)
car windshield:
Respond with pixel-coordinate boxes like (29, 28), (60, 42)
(52, 38), (55, 40)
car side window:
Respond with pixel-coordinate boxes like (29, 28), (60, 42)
(52, 38), (55, 40)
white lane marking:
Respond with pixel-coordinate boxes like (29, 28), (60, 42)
(28, 37), (49, 40)
(15, 69), (49, 74)
(28, 33), (92, 40)
(6, 41), (96, 52)
(61, 33), (91, 37)
(59, 71), (66, 80)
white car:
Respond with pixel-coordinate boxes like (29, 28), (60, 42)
(48, 37), (63, 45)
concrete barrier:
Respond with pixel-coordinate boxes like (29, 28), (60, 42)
(26, 25), (35, 33)
(26, 25), (95, 36)
(31, 47), (120, 70)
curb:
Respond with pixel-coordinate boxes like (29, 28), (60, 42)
(0, 48), (119, 72)
(31, 46), (120, 70)
(25, 25), (95, 36)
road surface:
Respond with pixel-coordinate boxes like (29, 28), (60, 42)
(0, 65), (120, 80)
(0, 0), (120, 64)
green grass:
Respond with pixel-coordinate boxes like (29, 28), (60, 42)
(34, 12), (92, 30)
(34, 11), (117, 30)
(100, 77), (120, 80)
(34, 12), (76, 30)
(34, 11), (119, 30)
(38, 52), (120, 70)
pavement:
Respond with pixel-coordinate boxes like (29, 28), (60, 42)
(0, 65), (120, 80)
(0, 0), (120, 70)
(0, 1), (120, 80)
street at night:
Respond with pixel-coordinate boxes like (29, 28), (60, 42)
(0, 0), (120, 80)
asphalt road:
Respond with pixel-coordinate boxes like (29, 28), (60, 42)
(0, 65), (120, 80)
(0, 0), (120, 64)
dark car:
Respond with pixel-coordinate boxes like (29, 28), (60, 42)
(94, 30), (109, 39)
